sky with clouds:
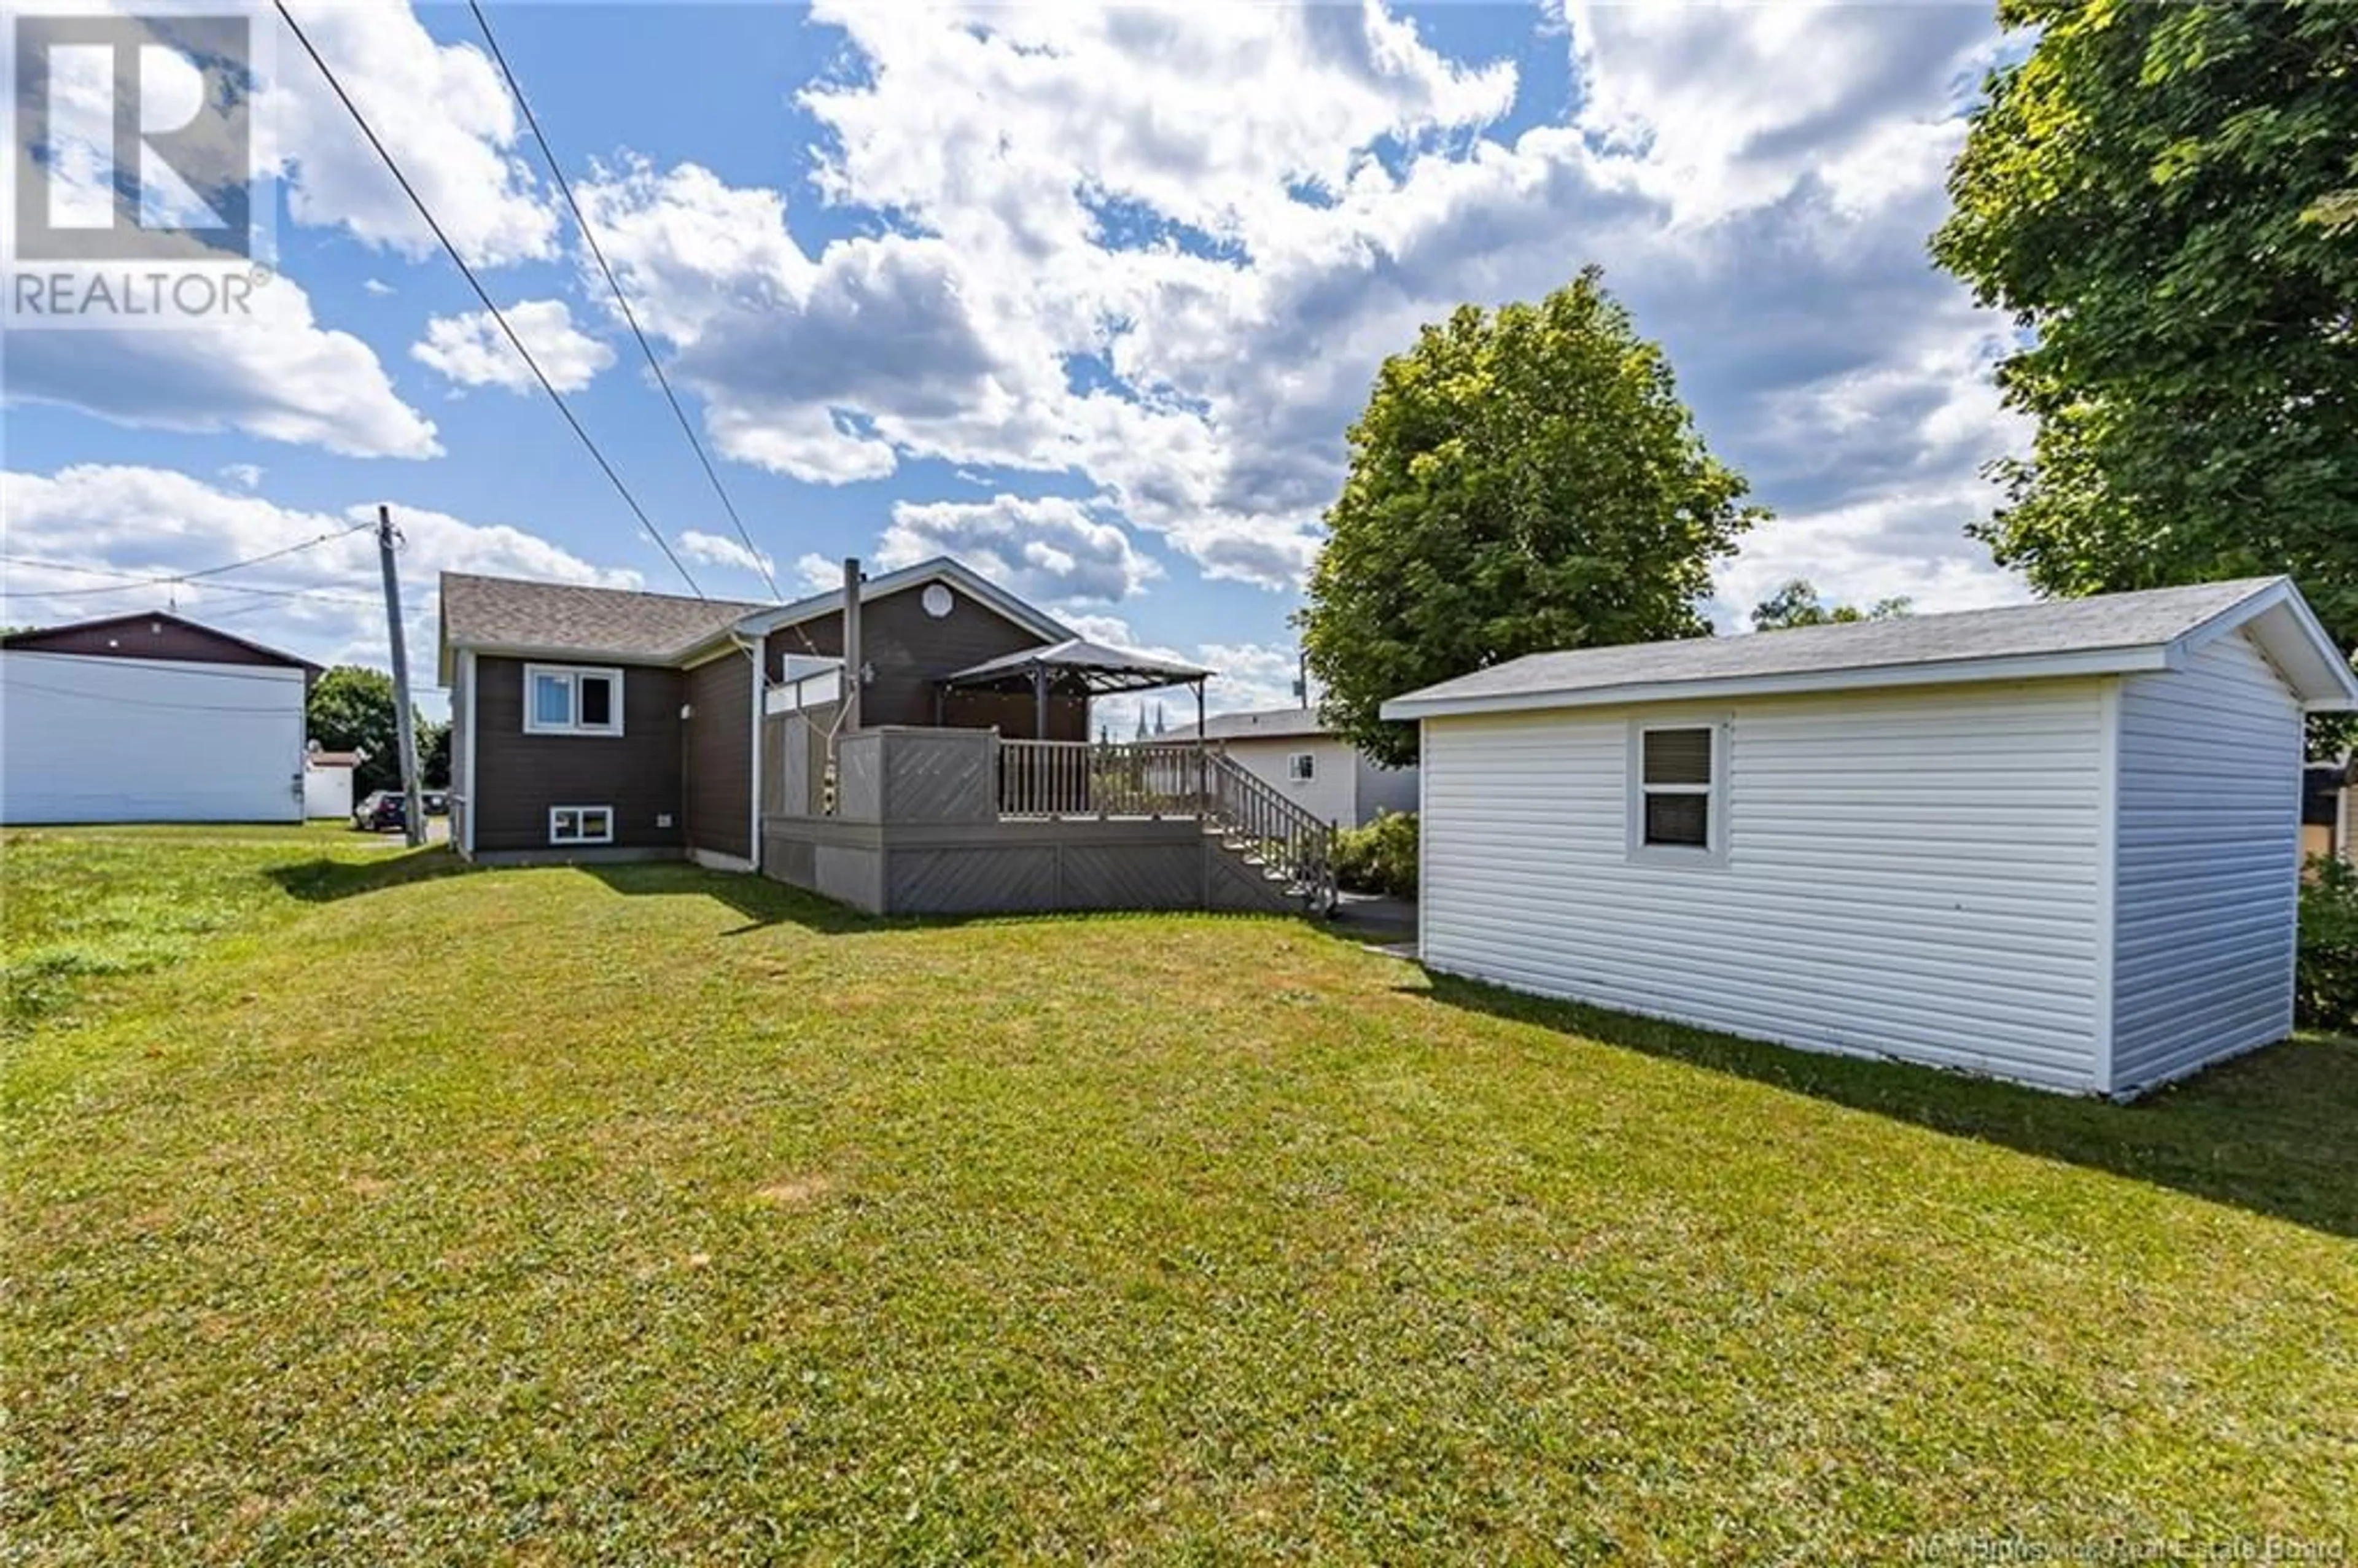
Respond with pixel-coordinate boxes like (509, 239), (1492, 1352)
(2, 0), (2031, 724)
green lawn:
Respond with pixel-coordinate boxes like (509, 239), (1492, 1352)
(5, 826), (2355, 1562)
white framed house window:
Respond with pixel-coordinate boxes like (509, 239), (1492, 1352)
(524, 664), (624, 737)
(1629, 721), (1725, 860)
(1286, 751), (1317, 782)
(549, 805), (615, 846)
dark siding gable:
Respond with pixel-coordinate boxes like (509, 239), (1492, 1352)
(4, 613), (316, 678)
(763, 580), (1085, 740)
(472, 655), (684, 852)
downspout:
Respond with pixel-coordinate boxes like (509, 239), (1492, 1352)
(735, 629), (764, 873)
(831, 557), (863, 822)
(460, 646), (478, 860)
(840, 557), (863, 734)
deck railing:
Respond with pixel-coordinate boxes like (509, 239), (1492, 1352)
(998, 739), (1204, 819)
(997, 737), (1336, 906)
(1199, 747), (1337, 909)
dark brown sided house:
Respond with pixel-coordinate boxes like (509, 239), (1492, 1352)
(438, 558), (1338, 915)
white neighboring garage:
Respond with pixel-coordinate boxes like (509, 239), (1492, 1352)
(1382, 578), (2358, 1099)
(1, 611), (319, 825)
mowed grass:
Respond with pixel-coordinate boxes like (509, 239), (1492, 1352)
(4, 828), (2355, 1562)
(1, 823), (429, 1038)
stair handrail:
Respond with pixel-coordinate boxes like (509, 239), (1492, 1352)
(1199, 747), (1337, 910)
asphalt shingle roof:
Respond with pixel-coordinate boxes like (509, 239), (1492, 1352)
(1171, 707), (1330, 741)
(1387, 578), (2286, 712)
(440, 573), (768, 662)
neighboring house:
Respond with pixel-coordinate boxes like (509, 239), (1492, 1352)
(0, 611), (319, 824)
(2300, 758), (2354, 868)
(438, 557), (1337, 915)
(1382, 578), (2358, 1100)
(304, 747), (363, 821)
(1171, 707), (1417, 827)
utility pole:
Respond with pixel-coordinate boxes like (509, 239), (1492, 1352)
(377, 505), (426, 847)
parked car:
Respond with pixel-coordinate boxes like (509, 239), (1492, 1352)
(353, 791), (407, 833)
(421, 790), (449, 816)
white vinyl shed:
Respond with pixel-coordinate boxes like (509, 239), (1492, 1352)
(1382, 578), (2358, 1099)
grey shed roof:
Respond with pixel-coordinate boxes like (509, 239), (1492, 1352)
(1170, 706), (1330, 742)
(439, 573), (767, 664)
(1383, 577), (2358, 718)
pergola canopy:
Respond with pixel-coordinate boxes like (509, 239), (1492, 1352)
(939, 637), (1212, 697)
(938, 637), (1213, 740)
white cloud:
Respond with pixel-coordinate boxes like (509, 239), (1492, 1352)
(1565, 2), (1999, 223)
(1199, 640), (1305, 715)
(363, 278), (395, 297)
(4, 266), (440, 459)
(13, 1), (2038, 632)
(678, 530), (776, 583)
(792, 553), (842, 594)
(559, 1), (2024, 615)
(1710, 481), (2030, 632)
(1, 465), (640, 715)
(411, 298), (615, 395)
(218, 463), (264, 490)
(561, 1), (1528, 589)
(263, 2), (558, 265)
(874, 494), (1160, 606)
(1092, 637), (1302, 741)
(0, 79), (438, 462)
(1060, 612), (1136, 646)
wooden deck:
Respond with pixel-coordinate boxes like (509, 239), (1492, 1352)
(758, 723), (1318, 917)
(760, 812), (1297, 916)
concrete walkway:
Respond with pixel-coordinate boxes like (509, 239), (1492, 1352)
(1333, 890), (1416, 953)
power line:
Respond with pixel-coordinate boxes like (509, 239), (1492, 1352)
(0, 676), (302, 712)
(272, 0), (706, 602)
(168, 595), (329, 624)
(0, 524), (373, 599)
(467, 0), (781, 602)
(0, 555), (383, 606)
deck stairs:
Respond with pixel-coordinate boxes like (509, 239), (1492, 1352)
(998, 739), (1338, 914)
(1198, 751), (1339, 916)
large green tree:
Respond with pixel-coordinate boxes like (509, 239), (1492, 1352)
(1932, 1), (2358, 645)
(1750, 579), (1914, 632)
(419, 720), (451, 790)
(1301, 267), (1764, 767)
(306, 665), (432, 796)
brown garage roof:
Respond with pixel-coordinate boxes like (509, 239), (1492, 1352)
(3, 610), (322, 673)
(439, 572), (768, 663)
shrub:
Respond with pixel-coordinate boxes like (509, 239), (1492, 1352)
(2297, 855), (2358, 1032)
(1331, 810), (1418, 899)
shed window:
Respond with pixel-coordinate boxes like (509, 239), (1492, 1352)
(1639, 726), (1714, 849)
(1287, 751), (1317, 782)
(524, 664), (624, 737)
(549, 805), (615, 845)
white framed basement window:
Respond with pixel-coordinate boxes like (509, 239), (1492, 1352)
(1628, 720), (1727, 863)
(1286, 751), (1317, 782)
(549, 805), (615, 846)
(524, 664), (624, 737)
